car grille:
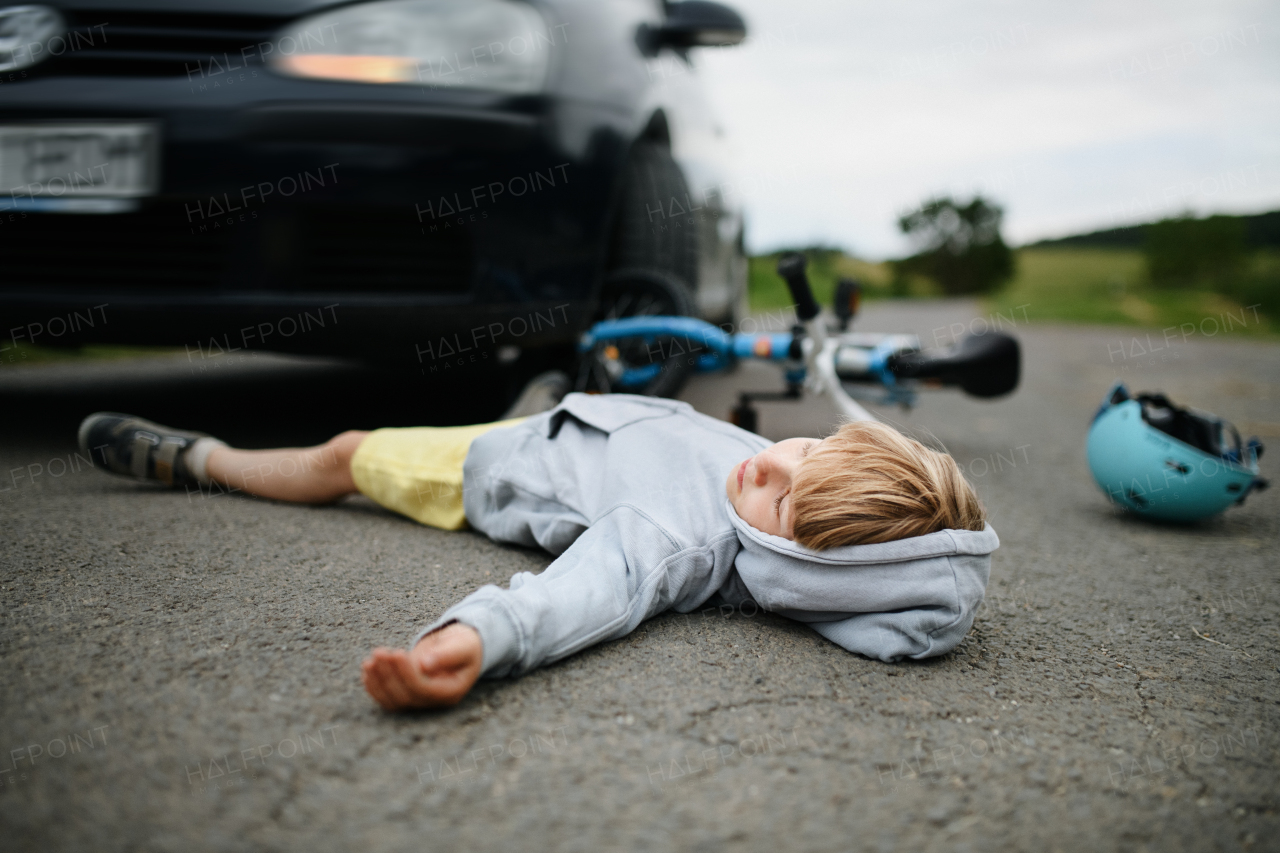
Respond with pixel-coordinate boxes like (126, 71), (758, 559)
(0, 204), (475, 296)
(32, 9), (292, 79)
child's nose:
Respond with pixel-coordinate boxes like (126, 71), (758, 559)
(753, 451), (783, 484)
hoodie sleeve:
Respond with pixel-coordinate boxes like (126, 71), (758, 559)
(411, 505), (725, 678)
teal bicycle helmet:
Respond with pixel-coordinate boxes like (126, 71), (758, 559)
(1087, 382), (1267, 521)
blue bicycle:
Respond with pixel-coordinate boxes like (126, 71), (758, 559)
(577, 253), (1020, 430)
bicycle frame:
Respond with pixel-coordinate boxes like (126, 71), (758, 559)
(578, 314), (925, 423)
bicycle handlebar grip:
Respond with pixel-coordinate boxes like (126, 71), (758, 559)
(776, 252), (821, 322)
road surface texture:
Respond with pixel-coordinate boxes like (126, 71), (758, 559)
(1, 300), (1277, 852)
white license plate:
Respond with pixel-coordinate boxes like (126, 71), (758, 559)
(0, 123), (158, 197)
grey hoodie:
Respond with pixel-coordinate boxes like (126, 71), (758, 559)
(412, 393), (997, 677)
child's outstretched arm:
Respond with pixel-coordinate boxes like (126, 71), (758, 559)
(399, 508), (719, 689)
(361, 623), (482, 711)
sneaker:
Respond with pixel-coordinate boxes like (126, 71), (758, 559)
(78, 412), (211, 488)
(501, 370), (572, 419)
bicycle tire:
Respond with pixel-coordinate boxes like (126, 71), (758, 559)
(582, 268), (697, 398)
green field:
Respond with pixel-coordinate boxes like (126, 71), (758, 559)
(750, 247), (1276, 337)
(748, 251), (900, 313)
(986, 248), (1274, 336)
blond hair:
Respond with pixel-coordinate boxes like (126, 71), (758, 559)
(791, 421), (985, 550)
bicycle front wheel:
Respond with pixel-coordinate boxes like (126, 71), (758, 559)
(578, 268), (699, 398)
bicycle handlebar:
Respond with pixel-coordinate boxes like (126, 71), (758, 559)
(775, 252), (822, 322)
(887, 331), (1021, 398)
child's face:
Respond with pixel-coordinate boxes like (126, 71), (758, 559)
(725, 437), (821, 539)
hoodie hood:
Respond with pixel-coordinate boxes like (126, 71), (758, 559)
(726, 500), (997, 662)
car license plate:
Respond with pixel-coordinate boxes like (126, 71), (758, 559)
(0, 123), (158, 197)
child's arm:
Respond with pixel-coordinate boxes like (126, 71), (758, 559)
(361, 623), (482, 711)
(407, 507), (731, 683)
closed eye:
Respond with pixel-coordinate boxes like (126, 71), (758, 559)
(775, 442), (815, 516)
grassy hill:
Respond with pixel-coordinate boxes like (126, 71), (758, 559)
(988, 247), (1273, 336)
(749, 246), (1275, 337)
(748, 251), (897, 313)
(1029, 209), (1280, 251)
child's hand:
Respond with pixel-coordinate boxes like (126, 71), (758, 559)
(360, 623), (483, 711)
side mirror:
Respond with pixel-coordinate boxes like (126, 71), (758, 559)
(653, 2), (747, 48)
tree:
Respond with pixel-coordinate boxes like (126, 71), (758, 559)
(891, 196), (1014, 295)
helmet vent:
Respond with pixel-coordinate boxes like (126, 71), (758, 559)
(1138, 392), (1239, 458)
(1226, 483), (1243, 493)
(1126, 489), (1148, 507)
(1164, 460), (1191, 475)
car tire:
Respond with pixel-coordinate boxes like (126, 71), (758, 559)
(609, 141), (699, 302)
(594, 141), (701, 398)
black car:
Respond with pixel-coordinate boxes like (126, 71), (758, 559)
(0, 0), (748, 383)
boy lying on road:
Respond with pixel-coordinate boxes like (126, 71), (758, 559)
(80, 393), (997, 711)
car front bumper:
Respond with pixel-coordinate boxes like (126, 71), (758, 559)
(0, 71), (632, 362)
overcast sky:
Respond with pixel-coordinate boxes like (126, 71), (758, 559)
(693, 0), (1280, 258)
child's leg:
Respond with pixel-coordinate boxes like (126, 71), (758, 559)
(205, 430), (369, 503)
(79, 411), (521, 520)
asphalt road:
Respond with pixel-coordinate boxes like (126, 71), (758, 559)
(1, 301), (1277, 853)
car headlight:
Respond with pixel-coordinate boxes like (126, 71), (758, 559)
(270, 0), (552, 94)
(0, 5), (65, 73)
